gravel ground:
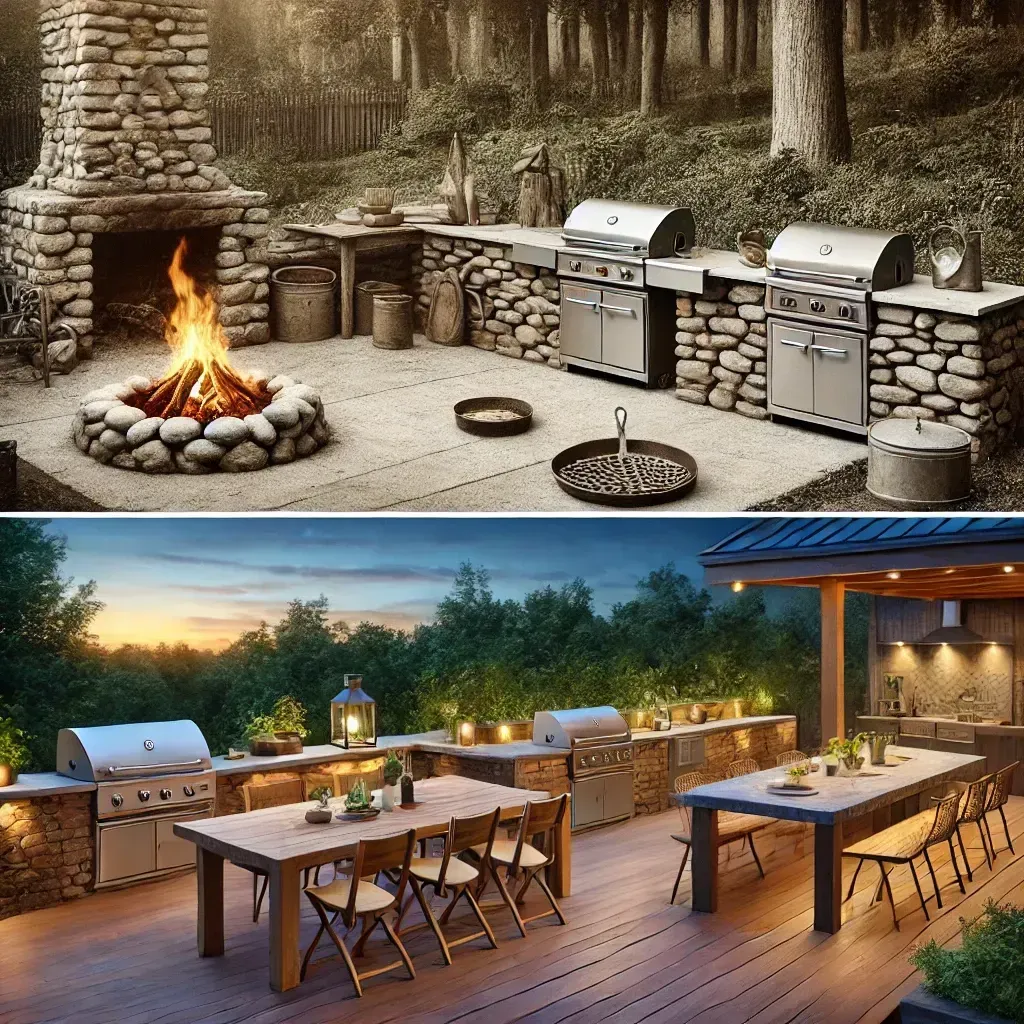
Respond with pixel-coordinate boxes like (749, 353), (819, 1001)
(748, 448), (1024, 512)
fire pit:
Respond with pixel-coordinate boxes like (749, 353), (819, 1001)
(72, 241), (329, 474)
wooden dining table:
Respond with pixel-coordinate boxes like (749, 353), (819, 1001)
(680, 746), (985, 933)
(174, 775), (570, 992)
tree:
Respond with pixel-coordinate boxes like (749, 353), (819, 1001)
(585, 0), (611, 92)
(529, 0), (551, 104)
(721, 0), (738, 78)
(625, 0), (644, 101)
(739, 0), (759, 71)
(693, 0), (711, 66)
(770, 0), (851, 167)
(557, 7), (581, 74)
(845, 0), (870, 51)
(640, 0), (668, 114)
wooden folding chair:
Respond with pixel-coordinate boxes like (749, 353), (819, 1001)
(471, 794), (568, 936)
(842, 791), (962, 931)
(241, 777), (308, 922)
(952, 774), (995, 880)
(775, 750), (809, 767)
(300, 828), (417, 995)
(669, 771), (773, 905)
(983, 761), (1019, 860)
(395, 807), (500, 965)
(726, 758), (761, 778)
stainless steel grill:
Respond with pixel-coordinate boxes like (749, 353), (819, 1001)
(557, 200), (695, 387)
(57, 721), (215, 888)
(533, 707), (634, 831)
(765, 222), (915, 435)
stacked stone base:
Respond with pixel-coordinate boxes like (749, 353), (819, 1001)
(0, 186), (272, 370)
(411, 235), (563, 367)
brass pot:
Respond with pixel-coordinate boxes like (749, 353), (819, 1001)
(687, 705), (708, 725)
(0, 763), (16, 788)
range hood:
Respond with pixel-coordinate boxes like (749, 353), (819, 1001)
(915, 601), (989, 645)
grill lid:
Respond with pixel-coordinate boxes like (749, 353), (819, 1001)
(768, 222), (915, 290)
(562, 200), (695, 258)
(56, 720), (212, 782)
(533, 707), (631, 749)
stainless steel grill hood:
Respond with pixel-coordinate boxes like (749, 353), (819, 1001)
(915, 601), (990, 645)
(533, 706), (631, 748)
(562, 200), (695, 258)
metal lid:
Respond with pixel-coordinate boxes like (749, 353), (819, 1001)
(868, 417), (972, 457)
(562, 200), (695, 258)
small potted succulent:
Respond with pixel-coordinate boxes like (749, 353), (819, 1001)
(0, 717), (29, 788)
(783, 763), (811, 789)
(343, 778), (378, 818)
(305, 786), (333, 824)
(381, 750), (404, 811)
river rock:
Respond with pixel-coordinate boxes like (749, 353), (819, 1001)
(98, 428), (128, 453)
(182, 439), (227, 465)
(295, 433), (319, 457)
(82, 399), (122, 423)
(132, 439), (175, 473)
(220, 440), (269, 472)
(126, 417), (164, 446)
(270, 437), (296, 464)
(894, 366), (937, 393)
(266, 374), (295, 394)
(938, 374), (993, 401)
(104, 405), (147, 432)
(244, 413), (276, 446)
(262, 401), (300, 429)
(159, 416), (203, 446)
(204, 416), (248, 446)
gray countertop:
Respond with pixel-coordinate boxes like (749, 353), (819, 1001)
(872, 274), (1024, 317)
(0, 773), (97, 800)
(681, 745), (984, 824)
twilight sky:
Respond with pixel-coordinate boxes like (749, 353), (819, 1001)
(46, 516), (745, 650)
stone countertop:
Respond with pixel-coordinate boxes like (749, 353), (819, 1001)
(421, 223), (563, 250)
(859, 715), (1023, 734)
(681, 745), (984, 824)
(872, 274), (1024, 316)
(630, 714), (796, 742)
(646, 248), (768, 290)
(0, 773), (97, 801)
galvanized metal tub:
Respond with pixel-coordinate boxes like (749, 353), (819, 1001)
(867, 417), (972, 509)
(355, 280), (402, 336)
(270, 266), (337, 343)
(372, 293), (414, 350)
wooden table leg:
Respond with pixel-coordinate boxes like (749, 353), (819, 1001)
(690, 806), (719, 913)
(339, 239), (356, 339)
(547, 799), (572, 898)
(197, 848), (224, 957)
(268, 863), (302, 992)
(814, 822), (843, 933)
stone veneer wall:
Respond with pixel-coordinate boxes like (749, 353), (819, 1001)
(409, 750), (571, 797)
(674, 279), (1024, 463)
(0, 793), (93, 921)
(411, 235), (562, 366)
(216, 754), (386, 815)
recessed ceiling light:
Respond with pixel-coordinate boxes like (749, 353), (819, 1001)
(944, 568), (956, 575)
(896, 641), (905, 647)
(1003, 565), (1015, 574)
(731, 581), (745, 593)
(886, 571), (901, 580)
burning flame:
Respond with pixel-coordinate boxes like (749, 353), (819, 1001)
(129, 238), (270, 424)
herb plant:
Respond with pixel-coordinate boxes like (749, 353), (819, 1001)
(383, 750), (404, 787)
(0, 717), (30, 773)
(243, 695), (309, 741)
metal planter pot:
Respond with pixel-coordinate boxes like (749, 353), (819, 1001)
(867, 418), (972, 509)
(270, 266), (337, 343)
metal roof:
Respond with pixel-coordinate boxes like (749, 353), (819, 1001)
(701, 517), (1024, 567)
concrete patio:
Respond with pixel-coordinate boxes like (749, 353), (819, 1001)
(0, 334), (864, 512)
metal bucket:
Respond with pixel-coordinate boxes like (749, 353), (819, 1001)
(372, 293), (414, 350)
(355, 281), (402, 336)
(270, 266), (337, 343)
(867, 417), (972, 508)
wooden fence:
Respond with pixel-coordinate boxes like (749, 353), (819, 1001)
(0, 86), (409, 170)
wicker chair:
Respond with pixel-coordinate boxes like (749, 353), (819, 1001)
(952, 774), (995, 880)
(775, 750), (809, 767)
(669, 771), (773, 905)
(983, 761), (1019, 860)
(300, 829), (418, 995)
(726, 758), (761, 778)
(842, 791), (963, 930)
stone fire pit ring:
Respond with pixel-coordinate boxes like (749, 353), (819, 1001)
(72, 375), (330, 474)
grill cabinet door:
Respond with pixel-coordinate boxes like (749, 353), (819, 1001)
(600, 289), (646, 373)
(602, 771), (635, 823)
(770, 324), (814, 414)
(156, 813), (208, 871)
(571, 776), (605, 829)
(98, 820), (156, 885)
(560, 285), (602, 363)
(811, 330), (864, 425)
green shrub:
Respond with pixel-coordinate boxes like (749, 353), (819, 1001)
(911, 902), (1024, 1023)
(242, 695), (309, 740)
(0, 717), (30, 773)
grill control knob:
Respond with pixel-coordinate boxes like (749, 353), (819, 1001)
(619, 267), (634, 281)
(810, 300), (826, 314)
(138, 790), (151, 802)
(569, 260), (582, 273)
(110, 794), (123, 809)
(596, 265), (609, 277)
(603, 752), (611, 763)
(159, 789), (172, 801)
(780, 296), (798, 309)
(183, 784), (196, 797)
(839, 304), (853, 319)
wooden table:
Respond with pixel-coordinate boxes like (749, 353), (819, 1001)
(281, 222), (423, 339)
(174, 776), (570, 992)
(681, 746), (984, 933)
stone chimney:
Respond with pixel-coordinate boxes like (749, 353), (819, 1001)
(32, 0), (230, 197)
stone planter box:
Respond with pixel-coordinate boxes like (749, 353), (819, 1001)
(900, 985), (1014, 1024)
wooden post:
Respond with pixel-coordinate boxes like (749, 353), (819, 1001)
(196, 848), (224, 957)
(813, 822), (842, 933)
(339, 238), (357, 339)
(548, 797), (572, 898)
(821, 578), (845, 742)
(690, 806), (719, 913)
(268, 862), (302, 992)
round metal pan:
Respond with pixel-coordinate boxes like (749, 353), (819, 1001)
(454, 397), (534, 437)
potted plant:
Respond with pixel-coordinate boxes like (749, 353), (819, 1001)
(438, 700), (459, 742)
(244, 696), (309, 756)
(343, 778), (377, 818)
(0, 717), (29, 787)
(783, 763), (811, 789)
(825, 733), (868, 775)
(901, 902), (1022, 1023)
(305, 786), (333, 824)
(381, 750), (403, 811)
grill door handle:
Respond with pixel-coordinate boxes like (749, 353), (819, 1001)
(106, 758), (205, 774)
(780, 339), (808, 350)
(599, 304), (636, 316)
(811, 345), (848, 357)
(566, 297), (599, 310)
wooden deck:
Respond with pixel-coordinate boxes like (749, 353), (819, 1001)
(2, 798), (1022, 1024)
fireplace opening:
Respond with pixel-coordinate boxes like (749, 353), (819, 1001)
(92, 229), (221, 345)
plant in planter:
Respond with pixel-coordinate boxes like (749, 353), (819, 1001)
(305, 786), (333, 824)
(243, 696), (309, 755)
(825, 733), (868, 774)
(381, 750), (404, 811)
(437, 700), (459, 743)
(344, 779), (373, 815)
(0, 717), (30, 787)
(905, 902), (1023, 1024)
(784, 764), (811, 788)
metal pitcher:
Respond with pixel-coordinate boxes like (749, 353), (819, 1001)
(869, 734), (890, 766)
(929, 224), (983, 292)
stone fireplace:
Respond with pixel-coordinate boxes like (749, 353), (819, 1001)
(0, 0), (271, 367)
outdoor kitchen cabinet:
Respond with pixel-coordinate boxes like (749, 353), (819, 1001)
(561, 284), (646, 375)
(570, 770), (634, 831)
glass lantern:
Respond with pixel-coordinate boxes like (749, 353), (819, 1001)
(330, 674), (377, 749)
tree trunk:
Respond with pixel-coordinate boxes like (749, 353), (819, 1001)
(392, 21), (406, 82)
(694, 0), (711, 66)
(845, 0), (870, 50)
(446, 0), (464, 77)
(559, 11), (581, 74)
(586, 1), (610, 93)
(625, 0), (644, 102)
(607, 0), (629, 79)
(407, 11), (427, 91)
(721, 0), (739, 79)
(739, 0), (758, 72)
(640, 0), (668, 115)
(771, 0), (851, 166)
(529, 0), (550, 105)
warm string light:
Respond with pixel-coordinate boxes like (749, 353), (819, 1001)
(731, 581), (745, 593)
